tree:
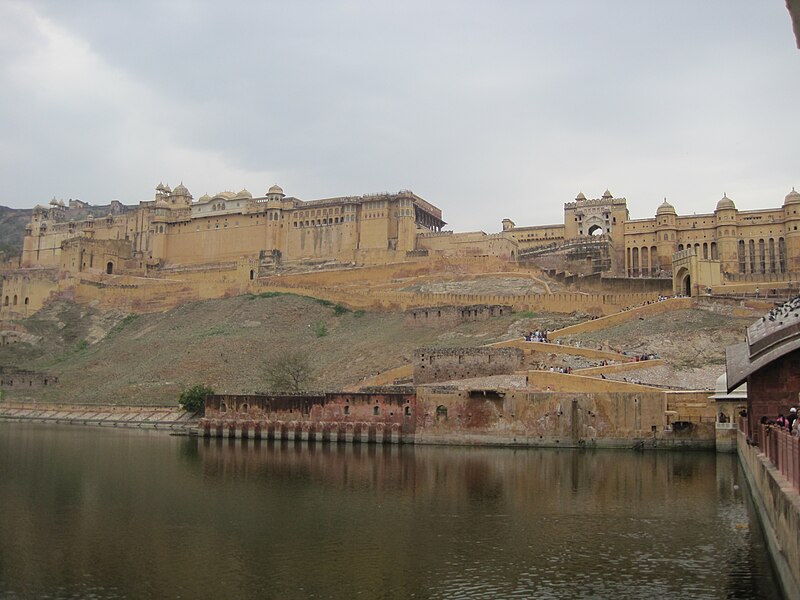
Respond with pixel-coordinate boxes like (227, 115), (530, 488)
(265, 351), (314, 393)
(178, 384), (215, 414)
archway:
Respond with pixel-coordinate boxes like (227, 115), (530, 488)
(106, 261), (114, 275)
(674, 267), (691, 297)
(588, 225), (604, 236)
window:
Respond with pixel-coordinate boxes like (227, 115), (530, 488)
(373, 406), (380, 416)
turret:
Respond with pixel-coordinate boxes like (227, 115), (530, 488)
(783, 188), (800, 273)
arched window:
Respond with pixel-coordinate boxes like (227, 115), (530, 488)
(24, 297), (29, 305)
(373, 406), (380, 416)
(749, 239), (756, 273)
(106, 262), (114, 275)
(768, 238), (776, 273)
(220, 403), (227, 413)
(12, 295), (17, 306)
(738, 240), (745, 273)
(436, 405), (448, 421)
(249, 269), (255, 281)
(3, 296), (8, 306)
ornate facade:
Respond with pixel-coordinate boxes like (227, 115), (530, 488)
(8, 183), (800, 318)
(501, 188), (800, 280)
(20, 183), (446, 274)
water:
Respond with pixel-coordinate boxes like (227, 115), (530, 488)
(0, 423), (782, 599)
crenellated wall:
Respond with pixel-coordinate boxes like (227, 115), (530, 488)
(413, 347), (523, 384)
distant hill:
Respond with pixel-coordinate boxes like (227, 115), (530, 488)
(0, 202), (133, 264)
(0, 205), (31, 261)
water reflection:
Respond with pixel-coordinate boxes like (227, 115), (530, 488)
(0, 424), (782, 599)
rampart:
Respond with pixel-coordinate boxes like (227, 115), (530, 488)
(405, 304), (512, 326)
(414, 386), (714, 449)
(737, 427), (800, 599)
(413, 347), (523, 384)
(0, 368), (58, 389)
(200, 391), (416, 443)
(548, 297), (692, 339)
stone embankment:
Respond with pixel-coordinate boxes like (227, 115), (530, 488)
(737, 426), (800, 599)
(0, 402), (197, 430)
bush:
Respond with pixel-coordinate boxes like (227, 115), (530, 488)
(179, 384), (215, 414)
(313, 321), (328, 337)
(333, 304), (349, 315)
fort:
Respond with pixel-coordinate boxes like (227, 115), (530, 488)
(3, 182), (800, 319)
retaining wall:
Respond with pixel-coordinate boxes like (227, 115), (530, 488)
(737, 430), (800, 599)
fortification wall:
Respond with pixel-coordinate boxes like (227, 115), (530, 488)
(737, 430), (800, 599)
(548, 297), (692, 339)
(413, 347), (523, 384)
(415, 388), (712, 448)
(405, 304), (512, 327)
(0, 268), (60, 319)
(490, 339), (626, 362)
(201, 391), (416, 441)
(568, 274), (673, 294)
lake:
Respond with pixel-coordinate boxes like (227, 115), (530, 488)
(0, 423), (781, 599)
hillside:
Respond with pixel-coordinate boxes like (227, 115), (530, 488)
(0, 206), (31, 261)
(0, 294), (582, 405)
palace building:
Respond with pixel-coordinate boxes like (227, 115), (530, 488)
(20, 183), (446, 274)
(7, 184), (800, 293)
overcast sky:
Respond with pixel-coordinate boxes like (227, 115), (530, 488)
(0, 1), (797, 231)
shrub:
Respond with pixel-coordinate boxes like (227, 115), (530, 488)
(179, 384), (215, 414)
(333, 304), (349, 315)
(313, 321), (328, 337)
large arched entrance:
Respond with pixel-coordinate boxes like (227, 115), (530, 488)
(588, 225), (604, 236)
(674, 267), (692, 297)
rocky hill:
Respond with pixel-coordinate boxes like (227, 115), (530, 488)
(0, 291), (761, 406)
(0, 294), (582, 405)
(0, 206), (30, 262)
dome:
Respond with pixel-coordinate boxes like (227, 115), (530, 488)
(575, 192), (586, 201)
(602, 189), (613, 199)
(715, 194), (736, 211)
(198, 194), (211, 203)
(173, 182), (190, 196)
(156, 182), (165, 192)
(656, 199), (676, 216)
(234, 188), (253, 200)
(162, 184), (172, 194)
(268, 184), (284, 196)
(784, 187), (800, 206)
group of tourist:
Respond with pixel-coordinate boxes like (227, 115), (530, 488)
(773, 407), (799, 434)
(548, 366), (572, 374)
(523, 330), (549, 343)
